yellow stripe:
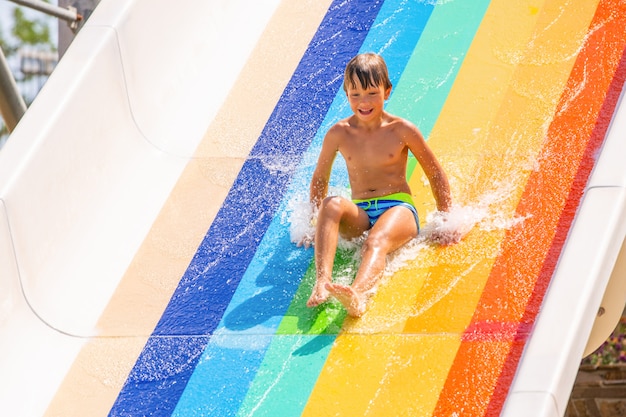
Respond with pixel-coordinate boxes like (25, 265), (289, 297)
(304, 334), (460, 416)
(307, 0), (601, 415)
(406, 0), (600, 332)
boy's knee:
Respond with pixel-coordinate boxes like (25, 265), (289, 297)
(362, 233), (388, 253)
(320, 196), (344, 217)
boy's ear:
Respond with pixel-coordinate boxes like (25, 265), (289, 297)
(384, 87), (392, 100)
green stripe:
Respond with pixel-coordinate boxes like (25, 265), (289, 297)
(237, 335), (336, 417)
(278, 249), (354, 335)
(238, 1), (492, 416)
(237, 253), (354, 416)
(390, 0), (492, 139)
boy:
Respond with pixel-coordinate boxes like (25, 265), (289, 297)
(298, 53), (453, 317)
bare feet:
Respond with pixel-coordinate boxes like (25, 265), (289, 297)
(325, 283), (367, 317)
(306, 280), (330, 307)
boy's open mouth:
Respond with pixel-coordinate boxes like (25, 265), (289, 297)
(359, 108), (373, 116)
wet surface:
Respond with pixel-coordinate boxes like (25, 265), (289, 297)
(30, 0), (626, 416)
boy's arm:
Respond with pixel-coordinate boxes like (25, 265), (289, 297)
(310, 171), (329, 210)
(296, 130), (338, 248)
(424, 161), (452, 212)
(405, 125), (452, 212)
(309, 129), (339, 209)
(404, 122), (467, 245)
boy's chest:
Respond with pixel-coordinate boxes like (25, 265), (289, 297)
(340, 133), (405, 165)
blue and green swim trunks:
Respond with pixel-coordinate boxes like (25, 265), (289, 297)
(353, 192), (420, 231)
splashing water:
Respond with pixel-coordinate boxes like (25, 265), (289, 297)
(285, 174), (530, 329)
(286, 195), (316, 246)
(287, 177), (530, 272)
(387, 172), (531, 275)
(286, 186), (353, 247)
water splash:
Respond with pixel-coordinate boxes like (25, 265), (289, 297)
(286, 186), (352, 246)
(287, 174), (530, 268)
(286, 172), (531, 329)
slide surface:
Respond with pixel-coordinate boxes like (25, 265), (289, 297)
(1, 1), (626, 416)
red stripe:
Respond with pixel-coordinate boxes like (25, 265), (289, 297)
(434, 1), (626, 415)
(486, 39), (626, 417)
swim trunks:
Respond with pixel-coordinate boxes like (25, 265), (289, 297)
(353, 192), (420, 231)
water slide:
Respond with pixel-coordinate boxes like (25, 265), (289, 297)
(1, 0), (625, 416)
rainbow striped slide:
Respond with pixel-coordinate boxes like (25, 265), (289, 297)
(2, 0), (626, 416)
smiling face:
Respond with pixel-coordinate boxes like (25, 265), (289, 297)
(343, 53), (393, 124)
(345, 77), (391, 123)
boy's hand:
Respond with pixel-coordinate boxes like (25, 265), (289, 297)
(289, 200), (317, 249)
(429, 225), (463, 246)
(426, 208), (472, 246)
(297, 232), (315, 249)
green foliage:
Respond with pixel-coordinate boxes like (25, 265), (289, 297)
(0, 2), (56, 56)
(0, 2), (57, 139)
(11, 7), (55, 50)
(0, 24), (11, 54)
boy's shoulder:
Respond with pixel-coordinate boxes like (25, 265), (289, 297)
(385, 113), (420, 134)
(386, 112), (416, 126)
(327, 116), (353, 134)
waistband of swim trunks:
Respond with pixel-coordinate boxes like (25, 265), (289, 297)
(353, 192), (415, 207)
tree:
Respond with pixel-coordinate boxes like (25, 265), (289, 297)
(0, 2), (56, 145)
(12, 6), (55, 50)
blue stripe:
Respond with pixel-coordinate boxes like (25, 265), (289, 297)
(108, 1), (385, 416)
(170, 1), (436, 416)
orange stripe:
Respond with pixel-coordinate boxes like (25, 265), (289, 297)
(434, 1), (626, 415)
(486, 17), (626, 417)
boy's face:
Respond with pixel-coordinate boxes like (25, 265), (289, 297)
(345, 76), (391, 122)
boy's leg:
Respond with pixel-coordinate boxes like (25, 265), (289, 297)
(326, 206), (418, 316)
(307, 196), (369, 307)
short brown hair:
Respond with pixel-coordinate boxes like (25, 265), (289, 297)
(343, 53), (392, 92)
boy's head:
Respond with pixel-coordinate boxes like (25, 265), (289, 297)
(343, 53), (392, 93)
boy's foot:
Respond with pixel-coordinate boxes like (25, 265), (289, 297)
(306, 281), (330, 307)
(325, 283), (367, 317)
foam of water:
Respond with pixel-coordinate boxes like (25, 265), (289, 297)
(286, 175), (531, 328)
(286, 186), (353, 248)
(288, 181), (529, 264)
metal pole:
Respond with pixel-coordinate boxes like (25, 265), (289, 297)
(58, 0), (100, 56)
(0, 47), (26, 132)
(7, 0), (82, 28)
